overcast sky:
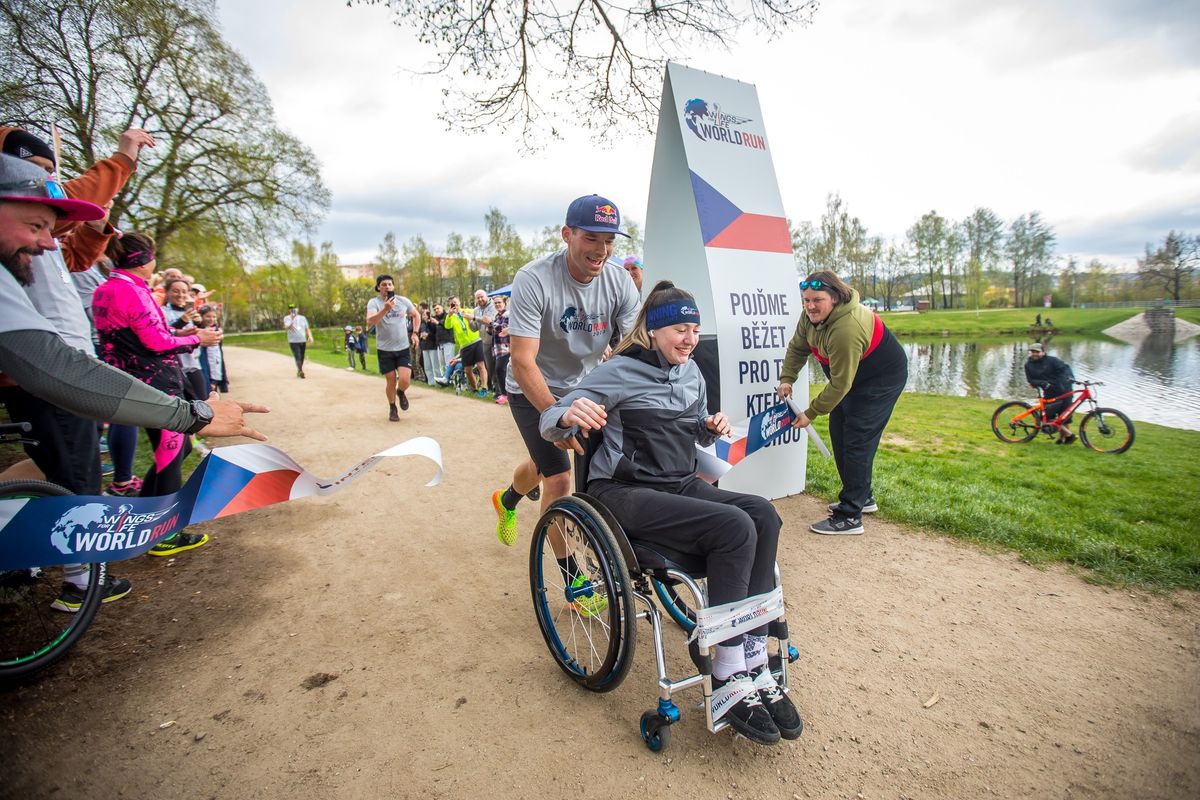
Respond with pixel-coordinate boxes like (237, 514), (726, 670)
(216, 0), (1199, 268)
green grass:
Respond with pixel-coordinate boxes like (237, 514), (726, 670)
(804, 389), (1200, 591)
(230, 329), (1199, 591)
(879, 307), (1144, 336)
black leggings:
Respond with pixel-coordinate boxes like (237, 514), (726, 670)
(289, 342), (307, 370)
(141, 428), (190, 497)
(589, 476), (781, 640)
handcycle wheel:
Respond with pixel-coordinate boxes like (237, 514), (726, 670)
(991, 401), (1040, 443)
(1079, 408), (1135, 454)
(529, 495), (636, 693)
(0, 480), (103, 682)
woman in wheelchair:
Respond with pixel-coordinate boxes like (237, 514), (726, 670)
(538, 280), (802, 745)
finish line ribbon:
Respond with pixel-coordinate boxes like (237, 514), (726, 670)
(0, 438), (443, 570)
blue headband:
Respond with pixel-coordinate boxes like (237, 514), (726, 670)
(646, 300), (700, 330)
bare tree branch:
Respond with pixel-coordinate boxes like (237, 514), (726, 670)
(349, 0), (819, 146)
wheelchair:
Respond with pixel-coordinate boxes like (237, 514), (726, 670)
(528, 434), (800, 752)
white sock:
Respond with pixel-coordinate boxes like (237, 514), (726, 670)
(65, 564), (91, 589)
(712, 643), (748, 680)
(744, 634), (768, 672)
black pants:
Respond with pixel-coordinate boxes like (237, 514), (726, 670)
(183, 368), (208, 402)
(589, 476), (781, 640)
(289, 342), (306, 371)
(0, 386), (101, 494)
(827, 377), (906, 520)
(494, 353), (510, 397)
(141, 428), (190, 497)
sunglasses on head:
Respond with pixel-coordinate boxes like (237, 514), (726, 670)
(0, 177), (67, 200)
(799, 280), (826, 290)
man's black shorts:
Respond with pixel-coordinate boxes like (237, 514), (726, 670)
(459, 340), (485, 367)
(377, 348), (412, 374)
(508, 392), (571, 478)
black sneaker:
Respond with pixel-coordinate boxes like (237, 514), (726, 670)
(751, 666), (803, 740)
(828, 497), (878, 514)
(711, 672), (780, 745)
(397, 390), (409, 411)
(148, 532), (209, 557)
(388, 404), (400, 422)
(810, 516), (864, 535)
(51, 573), (132, 613)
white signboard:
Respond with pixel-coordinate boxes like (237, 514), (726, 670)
(644, 63), (807, 499)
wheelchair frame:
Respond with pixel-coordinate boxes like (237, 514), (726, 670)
(529, 492), (799, 752)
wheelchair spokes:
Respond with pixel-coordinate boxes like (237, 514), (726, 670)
(529, 497), (636, 693)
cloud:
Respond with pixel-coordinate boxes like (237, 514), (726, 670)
(1129, 111), (1200, 173)
(1057, 194), (1200, 258)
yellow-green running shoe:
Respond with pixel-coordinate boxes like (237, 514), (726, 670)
(492, 489), (518, 546)
(568, 574), (609, 618)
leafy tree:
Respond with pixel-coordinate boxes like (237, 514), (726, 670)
(351, 0), (819, 143)
(373, 232), (403, 278)
(960, 208), (1003, 310)
(615, 218), (644, 260)
(1138, 231), (1199, 303)
(402, 235), (438, 303)
(907, 211), (949, 309)
(790, 220), (818, 276)
(1005, 212), (1056, 308)
(341, 279), (377, 324)
(444, 232), (472, 301)
(0, 0), (329, 256)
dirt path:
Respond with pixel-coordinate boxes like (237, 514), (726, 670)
(2, 347), (1197, 800)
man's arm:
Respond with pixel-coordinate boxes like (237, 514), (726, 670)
(0, 329), (267, 439)
(407, 306), (420, 348)
(509, 335), (556, 411)
(365, 300), (390, 327)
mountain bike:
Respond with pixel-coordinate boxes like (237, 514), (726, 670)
(0, 422), (107, 681)
(990, 381), (1135, 454)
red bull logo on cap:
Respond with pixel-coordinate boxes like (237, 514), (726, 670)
(594, 204), (618, 225)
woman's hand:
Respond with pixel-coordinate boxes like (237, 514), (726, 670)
(776, 382), (793, 401)
(705, 412), (731, 436)
(790, 411), (811, 429)
(560, 397), (607, 432)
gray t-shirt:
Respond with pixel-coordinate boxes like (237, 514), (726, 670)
(470, 301), (494, 342)
(505, 249), (641, 396)
(284, 313), (310, 343)
(0, 266), (56, 336)
(367, 294), (416, 352)
(23, 249), (95, 353)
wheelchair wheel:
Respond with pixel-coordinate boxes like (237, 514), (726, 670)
(651, 578), (702, 635)
(529, 495), (636, 693)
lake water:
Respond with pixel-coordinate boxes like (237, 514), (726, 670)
(809, 334), (1200, 431)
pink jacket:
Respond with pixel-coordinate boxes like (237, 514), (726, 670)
(93, 269), (198, 395)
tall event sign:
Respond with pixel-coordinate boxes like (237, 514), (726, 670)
(644, 62), (806, 499)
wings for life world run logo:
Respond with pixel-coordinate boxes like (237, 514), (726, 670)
(559, 306), (610, 337)
(683, 98), (767, 151)
(49, 502), (180, 557)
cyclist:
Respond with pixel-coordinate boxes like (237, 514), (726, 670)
(1024, 342), (1076, 444)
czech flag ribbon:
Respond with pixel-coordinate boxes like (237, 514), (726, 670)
(0, 438), (443, 570)
(695, 400), (798, 481)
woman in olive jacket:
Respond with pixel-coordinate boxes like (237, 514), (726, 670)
(777, 271), (907, 535)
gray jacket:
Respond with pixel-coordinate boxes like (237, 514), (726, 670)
(540, 345), (717, 487)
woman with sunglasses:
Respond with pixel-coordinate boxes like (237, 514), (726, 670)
(777, 271), (908, 535)
(540, 281), (802, 747)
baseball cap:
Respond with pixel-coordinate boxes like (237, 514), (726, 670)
(344, 325), (353, 331)
(0, 154), (105, 222)
(565, 194), (630, 237)
(623, 255), (643, 269)
(1028, 342), (1044, 352)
